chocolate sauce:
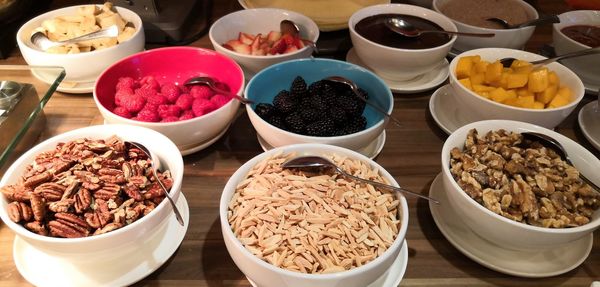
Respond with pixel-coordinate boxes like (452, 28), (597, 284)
(561, 25), (600, 48)
(355, 14), (451, 49)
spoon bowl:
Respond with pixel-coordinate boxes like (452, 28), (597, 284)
(184, 76), (253, 105)
(385, 17), (495, 38)
(283, 155), (440, 204)
(280, 19), (318, 54)
(126, 141), (185, 226)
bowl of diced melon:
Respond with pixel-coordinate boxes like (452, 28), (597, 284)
(448, 48), (585, 129)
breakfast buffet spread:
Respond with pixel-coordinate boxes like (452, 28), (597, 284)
(0, 0), (598, 286)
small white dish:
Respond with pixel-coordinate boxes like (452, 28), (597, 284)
(346, 48), (449, 94)
(247, 240), (409, 287)
(257, 130), (386, 159)
(429, 173), (593, 278)
(13, 193), (190, 287)
(578, 101), (600, 151)
(429, 84), (478, 134)
(32, 69), (94, 94)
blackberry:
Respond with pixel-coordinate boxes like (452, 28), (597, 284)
(267, 115), (286, 130)
(254, 103), (275, 120)
(273, 90), (297, 114)
(284, 112), (305, 134)
(336, 94), (363, 116)
(320, 83), (338, 106)
(290, 76), (308, 98)
(344, 116), (367, 134)
(310, 95), (329, 111)
(308, 80), (326, 96)
(305, 118), (336, 137)
(300, 108), (321, 123)
(328, 107), (347, 126)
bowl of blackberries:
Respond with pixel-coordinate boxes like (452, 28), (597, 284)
(244, 58), (393, 151)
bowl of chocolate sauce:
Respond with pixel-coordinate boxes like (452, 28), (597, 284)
(349, 4), (456, 81)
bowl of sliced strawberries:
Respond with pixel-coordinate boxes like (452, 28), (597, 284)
(209, 8), (319, 77)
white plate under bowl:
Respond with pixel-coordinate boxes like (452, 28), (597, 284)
(429, 84), (478, 134)
(257, 130), (386, 159)
(578, 101), (600, 151)
(346, 48), (449, 94)
(32, 69), (94, 94)
(247, 240), (409, 287)
(429, 173), (593, 278)
(13, 193), (190, 287)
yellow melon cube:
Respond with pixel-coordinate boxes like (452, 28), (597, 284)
(456, 56), (479, 79)
(476, 91), (490, 98)
(504, 98), (520, 107)
(510, 60), (533, 74)
(535, 85), (557, 104)
(548, 86), (572, 108)
(458, 78), (473, 90)
(490, 87), (515, 103)
(516, 87), (534, 98)
(548, 71), (559, 86)
(532, 101), (545, 109)
(507, 73), (529, 89)
(485, 61), (503, 84)
(470, 72), (485, 86)
(516, 95), (535, 108)
(473, 84), (495, 93)
(528, 68), (549, 93)
(474, 60), (489, 73)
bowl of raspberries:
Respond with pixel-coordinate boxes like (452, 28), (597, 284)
(245, 58), (393, 151)
(94, 47), (245, 155)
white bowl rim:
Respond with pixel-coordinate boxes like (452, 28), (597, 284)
(244, 57), (393, 139)
(16, 4), (144, 59)
(553, 10), (600, 49)
(220, 142), (409, 279)
(431, 0), (539, 32)
(93, 46), (245, 126)
(441, 119), (600, 234)
(449, 47), (585, 112)
(209, 8), (320, 59)
(348, 3), (458, 53)
(0, 124), (184, 244)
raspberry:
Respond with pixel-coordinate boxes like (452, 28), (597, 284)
(192, 98), (216, 117)
(143, 103), (159, 112)
(161, 116), (179, 123)
(140, 76), (159, 91)
(211, 94), (231, 107)
(135, 108), (160, 122)
(135, 87), (158, 99)
(175, 93), (193, 110)
(146, 94), (168, 106)
(161, 83), (181, 103)
(190, 85), (214, 100)
(114, 87), (134, 106)
(179, 110), (195, 121)
(116, 77), (138, 91)
(112, 106), (132, 118)
(121, 94), (146, 113)
(158, 104), (182, 119)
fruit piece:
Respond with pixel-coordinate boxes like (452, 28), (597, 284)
(535, 85), (557, 104)
(158, 104), (182, 119)
(135, 87), (158, 99)
(528, 68), (549, 93)
(273, 90), (297, 114)
(485, 61), (503, 84)
(175, 93), (193, 110)
(470, 73), (485, 86)
(238, 32), (255, 45)
(266, 31), (281, 42)
(489, 87), (514, 103)
(211, 94), (231, 107)
(506, 73), (528, 89)
(224, 40), (251, 55)
(458, 78), (472, 90)
(305, 118), (335, 136)
(548, 86), (572, 108)
(281, 34), (295, 46)
(284, 45), (298, 53)
(516, 95), (535, 108)
(160, 83), (181, 103)
(284, 112), (306, 134)
(121, 94), (146, 113)
(135, 108), (160, 122)
(255, 103), (276, 119)
(250, 34), (265, 56)
(532, 101), (545, 109)
(269, 39), (287, 55)
(473, 84), (494, 93)
(456, 56), (475, 79)
(293, 37), (305, 49)
(190, 85), (214, 99)
(290, 76), (308, 97)
(146, 94), (168, 106)
(116, 77), (138, 91)
(548, 71), (559, 86)
(161, 116), (179, 123)
(192, 98), (217, 117)
(114, 87), (134, 106)
(179, 110), (195, 121)
(112, 106), (132, 118)
(140, 76), (159, 91)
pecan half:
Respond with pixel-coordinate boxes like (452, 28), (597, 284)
(2, 185), (33, 202)
(34, 182), (66, 202)
(23, 171), (53, 188)
(7, 202), (33, 222)
(25, 221), (48, 236)
(123, 183), (143, 201)
(74, 188), (92, 214)
(62, 180), (81, 199)
(84, 199), (112, 229)
(144, 183), (165, 199)
(49, 199), (75, 213)
(49, 213), (90, 238)
(94, 183), (120, 200)
(93, 222), (123, 236)
(30, 193), (46, 222)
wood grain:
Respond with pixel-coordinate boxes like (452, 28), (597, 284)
(0, 0), (598, 286)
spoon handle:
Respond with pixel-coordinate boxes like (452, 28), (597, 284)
(515, 15), (560, 28)
(421, 30), (495, 38)
(532, 46), (600, 66)
(354, 92), (402, 127)
(155, 170), (185, 226)
(338, 168), (440, 204)
(59, 25), (119, 45)
(211, 85), (254, 105)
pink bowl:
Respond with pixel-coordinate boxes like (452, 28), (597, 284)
(94, 47), (245, 155)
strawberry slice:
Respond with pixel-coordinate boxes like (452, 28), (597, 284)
(293, 37), (305, 49)
(284, 45), (298, 54)
(224, 39), (251, 55)
(238, 32), (255, 45)
(269, 39), (287, 55)
(250, 33), (264, 55)
(280, 34), (295, 46)
(266, 31), (282, 43)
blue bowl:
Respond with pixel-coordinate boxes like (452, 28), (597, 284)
(244, 58), (393, 151)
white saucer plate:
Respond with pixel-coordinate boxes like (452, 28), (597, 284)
(13, 193), (190, 287)
(32, 69), (94, 94)
(578, 101), (600, 151)
(257, 130), (386, 159)
(428, 173), (593, 278)
(248, 240), (409, 287)
(346, 48), (449, 94)
(429, 84), (478, 134)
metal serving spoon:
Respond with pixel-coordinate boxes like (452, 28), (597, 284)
(325, 76), (402, 127)
(126, 141), (185, 226)
(282, 156), (440, 204)
(384, 17), (495, 38)
(500, 46), (600, 68)
(184, 76), (253, 105)
(485, 15), (560, 29)
(31, 25), (119, 51)
(280, 19), (318, 54)
(521, 132), (600, 192)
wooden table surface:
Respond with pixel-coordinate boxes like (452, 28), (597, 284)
(1, 0), (599, 286)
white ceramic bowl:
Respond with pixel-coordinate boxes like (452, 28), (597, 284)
(16, 4), (145, 84)
(553, 10), (600, 86)
(448, 48), (585, 129)
(433, 0), (538, 52)
(441, 120), (600, 250)
(94, 47), (245, 156)
(349, 4), (457, 81)
(210, 8), (319, 77)
(0, 124), (184, 260)
(220, 143), (409, 287)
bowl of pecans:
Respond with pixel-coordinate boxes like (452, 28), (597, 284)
(441, 120), (600, 251)
(0, 124), (184, 259)
(220, 143), (409, 287)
